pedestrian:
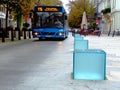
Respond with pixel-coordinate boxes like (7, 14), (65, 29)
(87, 23), (91, 35)
(83, 24), (87, 36)
(93, 27), (100, 36)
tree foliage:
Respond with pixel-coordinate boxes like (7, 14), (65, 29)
(68, 0), (96, 28)
(19, 0), (35, 16)
(34, 0), (62, 6)
(0, 0), (63, 29)
(19, 0), (62, 16)
(0, 0), (63, 18)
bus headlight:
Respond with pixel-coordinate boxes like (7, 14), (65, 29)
(58, 32), (64, 36)
(34, 32), (39, 35)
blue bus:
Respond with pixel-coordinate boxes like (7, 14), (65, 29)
(32, 5), (69, 40)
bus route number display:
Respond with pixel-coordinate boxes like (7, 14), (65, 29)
(36, 7), (62, 12)
(45, 8), (58, 11)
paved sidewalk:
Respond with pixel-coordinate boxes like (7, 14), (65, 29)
(0, 34), (120, 90)
(67, 35), (120, 90)
(84, 35), (120, 81)
(35, 35), (120, 90)
(0, 37), (31, 44)
(0, 38), (18, 43)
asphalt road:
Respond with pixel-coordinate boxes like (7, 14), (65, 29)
(0, 36), (73, 90)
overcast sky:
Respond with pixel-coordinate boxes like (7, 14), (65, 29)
(60, 0), (69, 13)
(61, 0), (69, 5)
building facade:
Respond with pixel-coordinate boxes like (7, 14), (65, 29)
(100, 0), (111, 34)
(91, 0), (111, 34)
(93, 0), (120, 34)
(111, 0), (120, 33)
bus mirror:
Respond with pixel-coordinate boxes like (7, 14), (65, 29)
(65, 16), (67, 20)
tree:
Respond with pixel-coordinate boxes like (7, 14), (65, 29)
(34, 0), (62, 6)
(0, 0), (63, 29)
(68, 0), (96, 28)
(19, 0), (35, 16)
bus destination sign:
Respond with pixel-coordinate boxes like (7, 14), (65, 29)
(35, 6), (62, 12)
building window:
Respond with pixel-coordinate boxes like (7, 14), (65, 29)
(107, 0), (111, 7)
(113, 0), (116, 8)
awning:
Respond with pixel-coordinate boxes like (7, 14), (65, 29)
(0, 11), (6, 19)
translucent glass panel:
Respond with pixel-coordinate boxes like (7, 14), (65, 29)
(73, 49), (106, 80)
(74, 40), (88, 50)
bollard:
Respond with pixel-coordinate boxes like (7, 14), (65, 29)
(74, 34), (82, 38)
(73, 49), (106, 80)
(15, 27), (21, 40)
(74, 36), (83, 41)
(28, 29), (31, 39)
(11, 29), (14, 41)
(9, 30), (11, 39)
(74, 40), (88, 50)
(2, 28), (5, 42)
(23, 28), (27, 39)
(15, 28), (18, 39)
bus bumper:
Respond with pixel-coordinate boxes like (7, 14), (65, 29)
(33, 35), (66, 39)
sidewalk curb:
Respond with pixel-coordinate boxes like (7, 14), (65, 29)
(0, 37), (33, 44)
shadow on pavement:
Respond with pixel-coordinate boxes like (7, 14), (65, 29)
(32, 38), (65, 42)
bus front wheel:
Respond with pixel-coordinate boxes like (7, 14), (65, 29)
(39, 38), (42, 40)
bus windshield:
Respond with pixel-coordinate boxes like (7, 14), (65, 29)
(34, 12), (64, 28)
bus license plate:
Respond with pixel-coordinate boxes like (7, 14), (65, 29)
(46, 35), (51, 37)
